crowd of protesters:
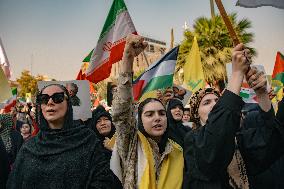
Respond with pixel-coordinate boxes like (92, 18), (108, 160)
(1, 34), (284, 189)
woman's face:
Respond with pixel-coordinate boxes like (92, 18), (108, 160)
(198, 94), (219, 125)
(141, 101), (167, 138)
(170, 105), (183, 121)
(40, 85), (68, 127)
(96, 116), (112, 136)
(182, 110), (190, 122)
(20, 123), (31, 134)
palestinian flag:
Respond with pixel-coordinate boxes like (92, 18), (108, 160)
(240, 82), (258, 103)
(272, 51), (284, 85)
(85, 0), (137, 83)
(133, 46), (179, 101)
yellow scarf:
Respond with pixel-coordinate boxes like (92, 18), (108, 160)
(138, 132), (184, 189)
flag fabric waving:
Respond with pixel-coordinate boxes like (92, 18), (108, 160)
(76, 50), (93, 80)
(272, 51), (284, 84)
(0, 37), (11, 79)
(133, 46), (179, 101)
(76, 50), (97, 96)
(236, 0), (284, 9)
(182, 36), (205, 93)
(85, 0), (137, 83)
(0, 67), (12, 103)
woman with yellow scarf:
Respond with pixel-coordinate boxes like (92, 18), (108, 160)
(110, 34), (184, 189)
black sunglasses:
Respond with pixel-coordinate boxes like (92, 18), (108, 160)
(37, 92), (67, 105)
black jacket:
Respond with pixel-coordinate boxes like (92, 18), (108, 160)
(183, 90), (284, 189)
(238, 103), (284, 189)
(183, 90), (244, 189)
(0, 141), (9, 189)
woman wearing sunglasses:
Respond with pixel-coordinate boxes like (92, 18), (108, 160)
(7, 84), (119, 189)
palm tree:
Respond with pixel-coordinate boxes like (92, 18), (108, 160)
(176, 13), (255, 85)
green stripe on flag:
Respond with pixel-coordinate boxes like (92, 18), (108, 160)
(273, 72), (284, 84)
(11, 87), (17, 96)
(99, 0), (127, 41)
(240, 91), (250, 98)
(83, 50), (94, 62)
(142, 74), (173, 94)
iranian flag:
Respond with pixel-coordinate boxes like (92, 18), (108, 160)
(76, 50), (93, 80)
(76, 50), (97, 96)
(1, 87), (17, 113)
(85, 0), (137, 83)
(272, 51), (284, 85)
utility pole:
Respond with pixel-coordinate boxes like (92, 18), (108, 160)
(210, 0), (215, 19)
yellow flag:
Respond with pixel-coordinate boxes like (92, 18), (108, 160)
(182, 36), (205, 92)
(26, 93), (32, 103)
(0, 68), (12, 102)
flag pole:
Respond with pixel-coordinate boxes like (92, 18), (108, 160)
(214, 0), (240, 46)
(142, 51), (150, 67)
(170, 28), (174, 49)
(210, 0), (215, 19)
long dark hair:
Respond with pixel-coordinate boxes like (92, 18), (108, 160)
(137, 98), (169, 154)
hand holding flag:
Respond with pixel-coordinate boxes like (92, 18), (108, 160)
(246, 66), (267, 95)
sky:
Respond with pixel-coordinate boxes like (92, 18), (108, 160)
(0, 0), (283, 81)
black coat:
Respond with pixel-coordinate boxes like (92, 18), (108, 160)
(0, 141), (9, 189)
(237, 104), (284, 189)
(7, 86), (120, 189)
(183, 90), (244, 189)
(167, 98), (191, 149)
(8, 130), (23, 165)
(183, 90), (284, 189)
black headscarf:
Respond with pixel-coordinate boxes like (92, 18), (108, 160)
(91, 110), (116, 140)
(7, 84), (118, 189)
(137, 98), (169, 154)
(167, 98), (191, 149)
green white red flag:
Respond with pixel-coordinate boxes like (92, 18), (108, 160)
(272, 51), (284, 84)
(85, 0), (137, 83)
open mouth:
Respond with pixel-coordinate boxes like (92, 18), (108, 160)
(153, 124), (163, 129)
(46, 109), (55, 113)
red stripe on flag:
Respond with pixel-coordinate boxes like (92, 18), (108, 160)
(133, 80), (145, 101)
(76, 69), (86, 80)
(272, 52), (284, 79)
(109, 32), (138, 63)
(242, 82), (250, 88)
(3, 99), (16, 113)
(86, 61), (112, 83)
(86, 33), (137, 83)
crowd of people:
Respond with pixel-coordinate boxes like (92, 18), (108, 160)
(1, 34), (284, 189)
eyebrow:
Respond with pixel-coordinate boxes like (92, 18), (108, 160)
(202, 97), (218, 102)
(143, 109), (166, 114)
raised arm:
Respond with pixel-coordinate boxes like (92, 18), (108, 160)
(111, 34), (147, 161)
(184, 44), (250, 182)
(237, 67), (284, 175)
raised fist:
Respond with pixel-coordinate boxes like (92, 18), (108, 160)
(123, 34), (148, 59)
